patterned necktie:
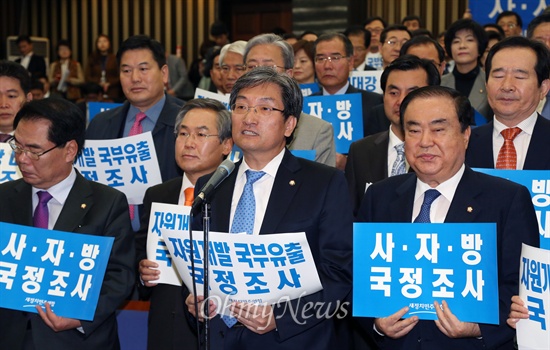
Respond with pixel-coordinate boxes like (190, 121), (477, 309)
(223, 170), (265, 328)
(414, 189), (441, 223)
(183, 187), (194, 207)
(230, 170), (266, 235)
(128, 112), (147, 220)
(496, 127), (522, 170)
(0, 133), (11, 142)
(390, 143), (406, 176)
(33, 191), (53, 229)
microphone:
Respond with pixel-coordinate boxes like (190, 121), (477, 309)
(191, 159), (235, 214)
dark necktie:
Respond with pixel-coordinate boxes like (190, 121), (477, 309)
(414, 189), (441, 223)
(33, 191), (53, 229)
(0, 133), (11, 142)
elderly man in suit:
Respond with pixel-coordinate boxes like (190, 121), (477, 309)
(136, 98), (233, 349)
(86, 35), (184, 230)
(241, 33), (336, 167)
(356, 85), (539, 350)
(185, 67), (353, 349)
(0, 98), (134, 350)
(466, 36), (550, 170)
(346, 55), (441, 216)
(312, 33), (384, 169)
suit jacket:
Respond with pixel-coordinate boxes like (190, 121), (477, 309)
(0, 172), (135, 350)
(356, 167), (539, 350)
(135, 177), (198, 350)
(345, 130), (389, 216)
(288, 112), (336, 167)
(85, 94), (184, 182)
(16, 54), (47, 80)
(166, 55), (194, 99)
(311, 85), (383, 140)
(364, 103), (390, 137)
(192, 150), (353, 350)
(441, 69), (492, 120)
(466, 114), (550, 170)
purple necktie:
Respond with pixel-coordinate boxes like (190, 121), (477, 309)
(33, 191), (53, 229)
(0, 133), (11, 142)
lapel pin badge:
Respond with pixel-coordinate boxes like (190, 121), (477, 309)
(467, 206), (473, 213)
(81, 204), (87, 209)
(289, 180), (295, 186)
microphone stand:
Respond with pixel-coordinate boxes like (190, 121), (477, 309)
(201, 202), (211, 350)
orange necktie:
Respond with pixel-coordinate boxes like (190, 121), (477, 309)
(184, 187), (194, 207)
(496, 127), (522, 170)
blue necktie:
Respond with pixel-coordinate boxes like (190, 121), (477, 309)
(230, 170), (265, 235)
(223, 170), (265, 327)
(414, 189), (441, 223)
(390, 143), (406, 176)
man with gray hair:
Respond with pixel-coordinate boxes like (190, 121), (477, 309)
(137, 98), (233, 349)
(241, 33), (336, 167)
(219, 40), (248, 94)
(186, 67), (352, 350)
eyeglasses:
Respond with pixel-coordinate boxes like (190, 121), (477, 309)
(385, 39), (409, 47)
(8, 137), (60, 160)
(246, 64), (286, 71)
(177, 131), (219, 142)
(231, 103), (285, 117)
(499, 22), (517, 29)
(314, 55), (349, 64)
(220, 64), (247, 73)
(366, 28), (383, 35)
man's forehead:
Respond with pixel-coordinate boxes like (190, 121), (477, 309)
(120, 48), (155, 62)
(247, 45), (284, 64)
(0, 76), (25, 93)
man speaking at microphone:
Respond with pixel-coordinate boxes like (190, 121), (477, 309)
(186, 67), (353, 349)
(136, 98), (233, 350)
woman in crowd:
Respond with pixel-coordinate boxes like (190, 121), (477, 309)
(85, 34), (122, 101)
(292, 39), (316, 85)
(48, 40), (84, 102)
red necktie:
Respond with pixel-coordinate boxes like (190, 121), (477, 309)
(183, 187), (194, 207)
(128, 112), (147, 220)
(496, 127), (522, 170)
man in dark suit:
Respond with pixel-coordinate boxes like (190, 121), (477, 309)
(0, 60), (32, 139)
(312, 33), (383, 169)
(15, 35), (47, 80)
(344, 26), (377, 71)
(356, 86), (539, 350)
(346, 55), (440, 216)
(185, 67), (353, 350)
(0, 98), (134, 350)
(136, 98), (233, 350)
(466, 36), (550, 170)
(86, 35), (184, 230)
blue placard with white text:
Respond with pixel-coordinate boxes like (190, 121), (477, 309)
(0, 222), (113, 321)
(353, 222), (499, 324)
(87, 102), (123, 122)
(303, 93), (363, 154)
(469, 0), (547, 30)
(473, 168), (549, 249)
(300, 83), (320, 97)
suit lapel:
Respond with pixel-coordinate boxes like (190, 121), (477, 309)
(389, 175), (416, 222)
(524, 115), (550, 169)
(53, 173), (93, 232)
(259, 150), (300, 234)
(8, 181), (33, 226)
(374, 132), (390, 178)
(445, 168), (482, 223)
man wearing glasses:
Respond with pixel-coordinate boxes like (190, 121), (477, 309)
(241, 33), (336, 167)
(379, 25), (412, 69)
(312, 33), (383, 169)
(185, 67), (353, 350)
(496, 11), (523, 37)
(0, 98), (134, 350)
(219, 41), (248, 95)
(137, 98), (233, 349)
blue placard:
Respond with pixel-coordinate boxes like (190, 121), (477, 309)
(473, 169), (550, 249)
(87, 102), (123, 122)
(0, 222), (114, 321)
(300, 83), (320, 97)
(303, 93), (364, 154)
(353, 222), (499, 324)
(469, 0), (547, 29)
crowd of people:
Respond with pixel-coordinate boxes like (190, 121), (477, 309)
(0, 8), (549, 350)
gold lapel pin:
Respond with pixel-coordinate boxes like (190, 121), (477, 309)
(289, 180), (295, 186)
(81, 204), (87, 209)
(467, 206), (473, 213)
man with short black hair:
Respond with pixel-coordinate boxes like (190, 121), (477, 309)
(496, 10), (523, 37)
(0, 60), (32, 139)
(15, 35), (47, 79)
